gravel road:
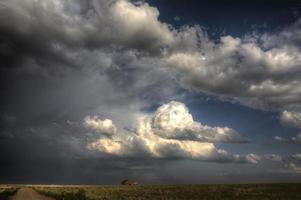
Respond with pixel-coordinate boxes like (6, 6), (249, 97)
(10, 188), (54, 200)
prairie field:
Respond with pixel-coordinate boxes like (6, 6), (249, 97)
(29, 183), (301, 200)
(0, 186), (19, 200)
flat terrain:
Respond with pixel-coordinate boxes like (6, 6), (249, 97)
(0, 186), (18, 200)
(33, 183), (301, 200)
(2, 183), (301, 200)
(9, 188), (54, 200)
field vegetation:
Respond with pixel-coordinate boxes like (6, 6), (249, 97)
(0, 186), (19, 200)
(33, 183), (301, 200)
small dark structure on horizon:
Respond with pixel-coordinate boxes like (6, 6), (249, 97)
(121, 179), (138, 185)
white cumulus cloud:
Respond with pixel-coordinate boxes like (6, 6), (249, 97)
(163, 21), (301, 111)
(85, 101), (257, 163)
(150, 101), (246, 143)
(84, 116), (117, 136)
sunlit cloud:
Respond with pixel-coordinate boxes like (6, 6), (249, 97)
(85, 101), (257, 163)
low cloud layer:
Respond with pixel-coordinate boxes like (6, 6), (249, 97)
(287, 162), (301, 174)
(274, 134), (301, 144)
(292, 153), (301, 161)
(85, 101), (257, 163)
(264, 154), (282, 161)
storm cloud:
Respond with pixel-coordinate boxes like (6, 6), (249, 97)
(1, 0), (301, 112)
(1, 0), (301, 183)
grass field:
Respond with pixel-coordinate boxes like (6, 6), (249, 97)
(0, 186), (19, 200)
(32, 183), (301, 200)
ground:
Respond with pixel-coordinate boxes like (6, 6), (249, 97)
(1, 183), (301, 200)
(10, 188), (54, 200)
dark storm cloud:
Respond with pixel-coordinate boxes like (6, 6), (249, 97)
(0, 0), (183, 183)
(1, 0), (301, 183)
(1, 0), (301, 112)
(0, 25), (77, 70)
(0, 0), (175, 71)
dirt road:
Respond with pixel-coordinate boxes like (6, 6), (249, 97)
(10, 188), (54, 200)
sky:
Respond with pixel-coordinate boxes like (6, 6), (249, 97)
(0, 0), (301, 184)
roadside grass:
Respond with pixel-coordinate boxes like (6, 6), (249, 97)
(33, 183), (301, 200)
(0, 187), (19, 200)
(34, 188), (86, 200)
